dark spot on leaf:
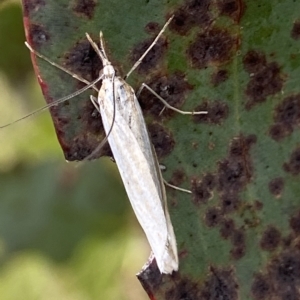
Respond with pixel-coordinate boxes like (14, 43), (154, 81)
(219, 218), (235, 239)
(192, 100), (229, 125)
(254, 200), (263, 210)
(63, 38), (103, 85)
(145, 22), (160, 34)
(148, 123), (175, 159)
(260, 225), (281, 252)
(204, 207), (222, 227)
(65, 134), (111, 161)
(139, 71), (193, 118)
(200, 267), (239, 300)
(281, 290), (300, 300)
(274, 94), (300, 125)
(217, 0), (245, 23)
(291, 20), (300, 40)
(220, 193), (240, 214)
(269, 123), (293, 141)
(68, 104), (111, 159)
(187, 27), (236, 69)
(130, 36), (167, 75)
(170, 0), (211, 35)
(290, 211), (300, 235)
(268, 177), (284, 197)
(170, 9), (194, 36)
(217, 159), (250, 192)
(271, 94), (300, 140)
(23, 0), (46, 17)
(81, 100), (103, 134)
(191, 177), (212, 205)
(243, 50), (284, 110)
(213, 134), (255, 226)
(165, 277), (201, 299)
(169, 169), (186, 187)
(230, 228), (246, 259)
(230, 246), (246, 260)
(229, 134), (257, 157)
(283, 147), (300, 176)
(244, 216), (260, 228)
(252, 247), (300, 299)
(73, 0), (97, 19)
(270, 252), (300, 285)
(245, 61), (283, 109)
(28, 23), (50, 48)
(231, 228), (245, 247)
(282, 234), (294, 248)
(211, 69), (229, 86)
(51, 110), (69, 128)
(243, 50), (267, 74)
(213, 134), (256, 219)
(202, 173), (216, 190)
(251, 273), (272, 299)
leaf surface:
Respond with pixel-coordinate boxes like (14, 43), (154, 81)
(22, 0), (300, 299)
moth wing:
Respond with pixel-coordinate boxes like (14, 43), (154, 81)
(150, 142), (178, 271)
(98, 79), (178, 273)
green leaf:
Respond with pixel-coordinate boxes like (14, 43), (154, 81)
(21, 0), (300, 299)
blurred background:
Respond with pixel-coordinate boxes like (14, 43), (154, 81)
(0, 1), (149, 299)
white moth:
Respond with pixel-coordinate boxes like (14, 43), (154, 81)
(6, 17), (207, 273)
(85, 20), (179, 274)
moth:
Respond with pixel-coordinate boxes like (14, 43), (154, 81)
(85, 18), (179, 274)
(4, 17), (207, 273)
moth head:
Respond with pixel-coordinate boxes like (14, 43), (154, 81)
(102, 64), (115, 77)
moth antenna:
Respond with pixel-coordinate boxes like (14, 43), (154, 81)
(0, 75), (103, 129)
(124, 15), (174, 80)
(99, 31), (109, 60)
(86, 32), (109, 65)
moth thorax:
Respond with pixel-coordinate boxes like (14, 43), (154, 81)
(103, 64), (115, 77)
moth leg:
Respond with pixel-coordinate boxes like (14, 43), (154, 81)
(78, 96), (108, 161)
(159, 164), (191, 194)
(137, 83), (208, 115)
(80, 95), (115, 162)
(163, 179), (191, 194)
(25, 42), (99, 92)
(90, 95), (101, 113)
